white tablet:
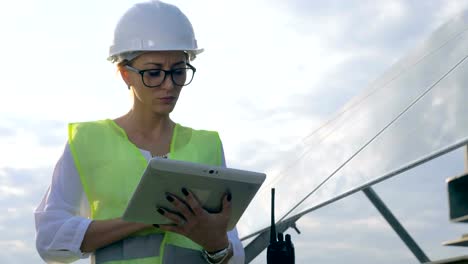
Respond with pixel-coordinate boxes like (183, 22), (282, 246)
(122, 158), (266, 230)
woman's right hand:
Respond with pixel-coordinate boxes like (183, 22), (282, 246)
(155, 188), (232, 253)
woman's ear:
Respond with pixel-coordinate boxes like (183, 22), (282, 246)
(119, 68), (131, 89)
(117, 60), (132, 89)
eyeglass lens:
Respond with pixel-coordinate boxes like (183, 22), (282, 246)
(143, 68), (194, 87)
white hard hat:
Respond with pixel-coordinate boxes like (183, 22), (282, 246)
(108, 0), (203, 63)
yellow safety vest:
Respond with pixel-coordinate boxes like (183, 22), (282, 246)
(68, 119), (222, 264)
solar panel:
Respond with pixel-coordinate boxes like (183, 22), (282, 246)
(239, 11), (468, 238)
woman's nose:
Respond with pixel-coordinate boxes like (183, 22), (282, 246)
(160, 74), (176, 90)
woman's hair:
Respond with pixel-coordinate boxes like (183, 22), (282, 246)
(117, 59), (130, 72)
(116, 51), (191, 71)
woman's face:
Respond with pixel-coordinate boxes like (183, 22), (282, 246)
(124, 51), (188, 115)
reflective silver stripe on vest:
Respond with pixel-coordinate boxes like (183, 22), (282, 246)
(163, 244), (206, 264)
(95, 233), (164, 263)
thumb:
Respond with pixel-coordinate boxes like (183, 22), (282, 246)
(221, 193), (232, 217)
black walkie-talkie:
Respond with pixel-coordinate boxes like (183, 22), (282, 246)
(267, 188), (295, 264)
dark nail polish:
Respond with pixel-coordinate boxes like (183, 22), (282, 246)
(166, 195), (174, 202)
(181, 188), (189, 196)
(153, 224), (160, 228)
(157, 208), (165, 215)
(227, 193), (232, 202)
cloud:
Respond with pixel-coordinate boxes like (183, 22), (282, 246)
(0, 126), (15, 137)
(0, 117), (67, 169)
(434, 0), (468, 26)
(269, 0), (454, 51)
(338, 216), (389, 231)
(0, 167), (55, 263)
(0, 240), (29, 252)
(0, 185), (26, 198)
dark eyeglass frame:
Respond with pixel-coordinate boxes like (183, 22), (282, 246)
(124, 63), (196, 88)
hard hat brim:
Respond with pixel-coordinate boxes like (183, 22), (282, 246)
(108, 47), (204, 63)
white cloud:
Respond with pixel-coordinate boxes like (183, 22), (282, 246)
(0, 129), (63, 169)
(0, 240), (29, 252)
(339, 216), (389, 231)
(434, 0), (468, 28)
(0, 186), (26, 198)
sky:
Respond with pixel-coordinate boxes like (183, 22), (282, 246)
(1, 0), (468, 263)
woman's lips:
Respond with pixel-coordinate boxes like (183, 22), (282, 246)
(158, 96), (176, 104)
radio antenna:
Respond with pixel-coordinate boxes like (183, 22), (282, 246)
(270, 188), (277, 243)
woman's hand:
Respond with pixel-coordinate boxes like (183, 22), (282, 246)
(155, 188), (232, 252)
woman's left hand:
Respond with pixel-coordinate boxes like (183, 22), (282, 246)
(155, 188), (232, 252)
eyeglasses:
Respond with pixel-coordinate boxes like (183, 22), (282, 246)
(125, 63), (196, 88)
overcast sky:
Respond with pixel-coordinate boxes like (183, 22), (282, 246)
(1, 0), (468, 263)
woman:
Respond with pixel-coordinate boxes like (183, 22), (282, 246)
(34, 1), (245, 263)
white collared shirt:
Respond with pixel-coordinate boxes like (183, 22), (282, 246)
(34, 143), (245, 264)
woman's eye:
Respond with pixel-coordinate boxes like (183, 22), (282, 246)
(172, 69), (186, 76)
(146, 70), (162, 78)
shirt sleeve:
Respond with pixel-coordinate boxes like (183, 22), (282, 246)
(220, 143), (246, 264)
(34, 143), (92, 263)
(227, 227), (245, 264)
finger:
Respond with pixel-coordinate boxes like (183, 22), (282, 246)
(181, 187), (204, 216)
(166, 193), (194, 220)
(221, 193), (232, 218)
(157, 207), (186, 225)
